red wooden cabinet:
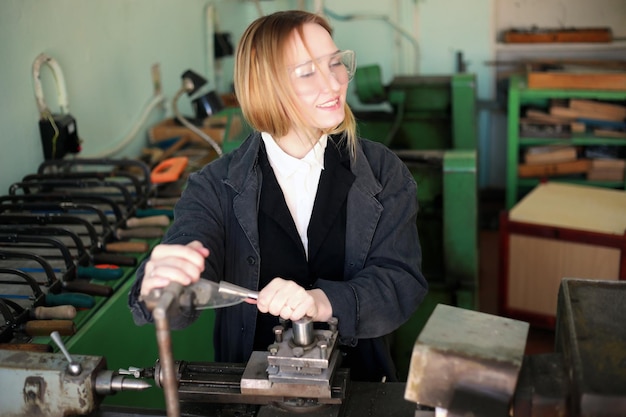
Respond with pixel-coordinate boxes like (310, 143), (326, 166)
(499, 182), (626, 328)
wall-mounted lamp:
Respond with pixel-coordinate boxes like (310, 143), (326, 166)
(172, 69), (223, 157)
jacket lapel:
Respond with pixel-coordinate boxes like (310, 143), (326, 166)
(308, 140), (355, 262)
(258, 145), (305, 254)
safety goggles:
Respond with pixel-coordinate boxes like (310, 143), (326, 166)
(289, 50), (356, 94)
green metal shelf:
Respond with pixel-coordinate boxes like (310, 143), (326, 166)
(518, 137), (626, 146)
(514, 88), (626, 101)
(506, 75), (626, 209)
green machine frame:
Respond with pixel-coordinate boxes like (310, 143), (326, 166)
(353, 67), (479, 379)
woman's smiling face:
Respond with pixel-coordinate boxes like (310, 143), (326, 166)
(285, 23), (349, 133)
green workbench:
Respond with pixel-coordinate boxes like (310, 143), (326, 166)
(34, 241), (215, 410)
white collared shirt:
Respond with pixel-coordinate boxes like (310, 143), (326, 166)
(261, 132), (327, 258)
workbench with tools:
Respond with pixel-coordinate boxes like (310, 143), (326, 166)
(1, 99), (624, 417)
(0, 153), (218, 411)
(1, 275), (623, 417)
(0, 152), (621, 417)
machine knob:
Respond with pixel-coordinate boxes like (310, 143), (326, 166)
(292, 317), (313, 346)
(50, 330), (82, 376)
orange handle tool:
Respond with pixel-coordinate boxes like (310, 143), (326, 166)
(151, 156), (188, 184)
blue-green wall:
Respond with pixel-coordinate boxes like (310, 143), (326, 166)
(2, 1), (625, 191)
(0, 0), (495, 192)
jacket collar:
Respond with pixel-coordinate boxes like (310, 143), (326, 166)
(223, 131), (382, 199)
(222, 131), (263, 194)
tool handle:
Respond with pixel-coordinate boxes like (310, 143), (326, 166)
(33, 305), (77, 320)
(62, 281), (113, 297)
(46, 292), (95, 309)
(104, 241), (150, 253)
(0, 343), (53, 352)
(77, 266), (123, 281)
(126, 215), (170, 228)
(151, 156), (188, 184)
(92, 253), (137, 267)
(218, 281), (259, 300)
(116, 227), (164, 240)
(135, 208), (174, 218)
(23, 320), (76, 336)
(148, 197), (180, 207)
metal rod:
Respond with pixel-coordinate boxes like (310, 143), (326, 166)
(218, 281), (258, 300)
(152, 283), (182, 417)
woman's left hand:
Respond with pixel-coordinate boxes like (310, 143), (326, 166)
(256, 278), (332, 322)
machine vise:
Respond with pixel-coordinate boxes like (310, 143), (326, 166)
(0, 331), (150, 417)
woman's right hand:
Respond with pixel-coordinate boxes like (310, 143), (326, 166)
(139, 240), (209, 298)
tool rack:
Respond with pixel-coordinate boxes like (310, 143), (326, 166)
(0, 157), (216, 409)
(505, 74), (626, 209)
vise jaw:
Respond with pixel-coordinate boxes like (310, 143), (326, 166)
(241, 316), (344, 402)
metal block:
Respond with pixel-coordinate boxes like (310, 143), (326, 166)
(0, 349), (106, 417)
(266, 328), (336, 373)
(556, 278), (626, 416)
(513, 353), (569, 417)
(240, 351), (341, 400)
(404, 304), (529, 411)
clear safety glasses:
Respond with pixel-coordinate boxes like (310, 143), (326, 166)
(290, 50), (356, 94)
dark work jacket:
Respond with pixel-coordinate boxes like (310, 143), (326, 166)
(254, 140), (350, 351)
(255, 141), (394, 381)
(128, 132), (428, 382)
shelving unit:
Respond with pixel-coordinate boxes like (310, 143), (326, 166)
(506, 75), (626, 209)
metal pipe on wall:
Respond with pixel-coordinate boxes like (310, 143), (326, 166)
(323, 6), (420, 74)
(205, 2), (217, 90)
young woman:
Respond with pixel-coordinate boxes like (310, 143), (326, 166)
(129, 9), (427, 382)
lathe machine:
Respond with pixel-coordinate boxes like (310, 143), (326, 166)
(1, 277), (624, 417)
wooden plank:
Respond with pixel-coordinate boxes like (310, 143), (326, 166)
(504, 28), (612, 44)
(149, 117), (225, 145)
(527, 72), (626, 91)
(510, 182), (626, 235)
(587, 169), (624, 181)
(525, 109), (575, 123)
(517, 159), (590, 178)
(591, 159), (626, 169)
(569, 99), (626, 120)
(550, 105), (625, 122)
(524, 146), (577, 165)
(594, 129), (626, 139)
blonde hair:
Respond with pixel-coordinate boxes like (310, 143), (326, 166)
(234, 10), (358, 158)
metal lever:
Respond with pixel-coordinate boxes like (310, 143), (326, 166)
(218, 281), (259, 300)
(147, 282), (184, 417)
(50, 330), (82, 376)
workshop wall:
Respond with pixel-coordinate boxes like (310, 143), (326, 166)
(495, 0), (626, 39)
(3, 1), (621, 193)
(0, 0), (212, 193)
(0, 0), (490, 192)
